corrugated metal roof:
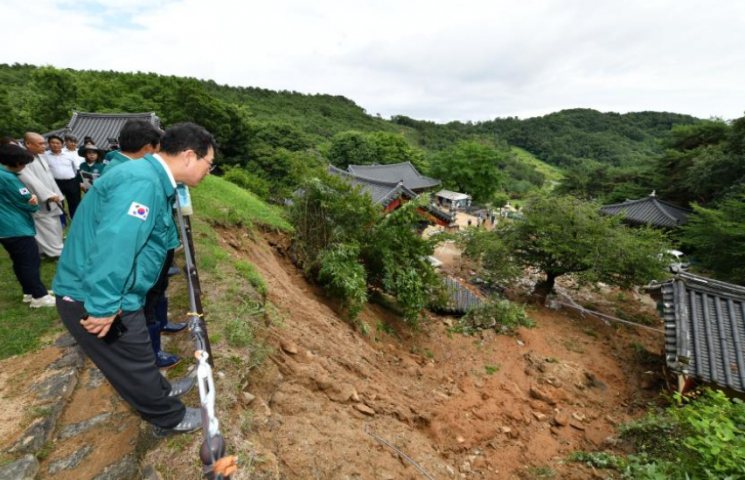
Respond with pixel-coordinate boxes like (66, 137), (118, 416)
(600, 196), (691, 227)
(436, 189), (471, 201)
(657, 272), (745, 392)
(327, 165), (418, 207)
(43, 111), (160, 148)
(347, 162), (441, 191)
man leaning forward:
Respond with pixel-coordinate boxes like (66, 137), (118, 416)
(52, 122), (217, 437)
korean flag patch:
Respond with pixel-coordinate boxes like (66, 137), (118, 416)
(127, 202), (150, 221)
(19, 187), (30, 195)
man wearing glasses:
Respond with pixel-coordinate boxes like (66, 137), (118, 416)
(53, 122), (217, 437)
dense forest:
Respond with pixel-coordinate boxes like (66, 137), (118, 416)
(2, 63), (744, 284)
(0, 63), (702, 202)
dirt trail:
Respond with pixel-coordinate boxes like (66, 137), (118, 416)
(234, 232), (663, 480)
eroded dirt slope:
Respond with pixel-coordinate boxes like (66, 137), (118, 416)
(230, 231), (664, 480)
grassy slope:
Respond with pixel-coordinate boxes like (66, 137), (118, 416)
(510, 146), (564, 184)
(0, 176), (288, 361)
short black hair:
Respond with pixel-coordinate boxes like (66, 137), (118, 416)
(64, 134), (78, 142)
(0, 135), (17, 146)
(160, 122), (217, 159)
(118, 120), (161, 153)
(0, 144), (35, 167)
(48, 134), (63, 144)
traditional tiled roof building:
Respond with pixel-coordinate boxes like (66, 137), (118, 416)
(600, 193), (691, 228)
(43, 111), (161, 147)
(648, 272), (745, 393)
(346, 162), (441, 192)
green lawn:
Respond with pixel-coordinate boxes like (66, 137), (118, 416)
(510, 146), (564, 185)
(0, 253), (63, 360)
(191, 176), (291, 232)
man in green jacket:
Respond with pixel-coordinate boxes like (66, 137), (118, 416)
(0, 144), (55, 307)
(53, 122), (216, 437)
(101, 119), (187, 368)
(101, 119), (162, 174)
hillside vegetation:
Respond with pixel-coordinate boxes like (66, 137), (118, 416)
(0, 63), (701, 204)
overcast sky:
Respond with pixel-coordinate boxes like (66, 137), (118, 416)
(2, 0), (744, 122)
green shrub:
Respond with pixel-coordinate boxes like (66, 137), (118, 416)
(568, 451), (627, 471)
(460, 298), (535, 335)
(223, 166), (271, 200)
(620, 388), (745, 479)
(318, 244), (368, 319)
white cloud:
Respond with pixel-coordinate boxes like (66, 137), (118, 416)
(1, 0), (744, 121)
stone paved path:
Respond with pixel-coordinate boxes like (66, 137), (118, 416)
(0, 333), (144, 480)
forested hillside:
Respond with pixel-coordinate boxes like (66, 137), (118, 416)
(1, 63), (730, 212)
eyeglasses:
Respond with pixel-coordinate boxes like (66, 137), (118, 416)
(201, 157), (216, 173)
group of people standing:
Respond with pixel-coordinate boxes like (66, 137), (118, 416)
(1, 119), (218, 437)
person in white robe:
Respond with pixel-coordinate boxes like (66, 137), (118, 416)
(19, 133), (64, 257)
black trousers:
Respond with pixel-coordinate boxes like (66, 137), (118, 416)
(0, 236), (48, 298)
(55, 178), (81, 219)
(56, 297), (186, 428)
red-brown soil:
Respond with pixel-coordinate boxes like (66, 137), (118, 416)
(231, 232), (664, 480)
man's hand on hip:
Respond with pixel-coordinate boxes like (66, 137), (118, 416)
(81, 314), (118, 338)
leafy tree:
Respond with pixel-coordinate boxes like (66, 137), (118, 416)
(222, 166), (271, 199)
(363, 198), (442, 321)
(679, 194), (745, 285)
(288, 174), (440, 322)
(429, 140), (508, 204)
(326, 131), (378, 167)
(326, 130), (425, 169)
(462, 194), (671, 297)
(30, 66), (78, 130)
(368, 131), (426, 170)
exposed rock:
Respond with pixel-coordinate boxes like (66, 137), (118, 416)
(10, 402), (64, 454)
(48, 445), (93, 474)
(499, 426), (511, 434)
(242, 392), (256, 404)
(54, 332), (78, 348)
(604, 415), (619, 425)
(456, 436), (466, 444)
(532, 411), (547, 421)
(584, 371), (607, 390)
(328, 383), (358, 403)
(87, 367), (107, 390)
(92, 454), (139, 480)
(552, 412), (569, 427)
(142, 465), (164, 480)
(315, 376), (333, 391)
(460, 460), (472, 473)
(31, 368), (77, 401)
(569, 420), (586, 431)
(529, 386), (556, 405)
(0, 455), (39, 480)
(545, 377), (562, 388)
(48, 346), (85, 370)
(57, 413), (113, 440)
(572, 412), (587, 422)
(354, 404), (376, 416)
(270, 391), (287, 409)
(281, 340), (298, 354)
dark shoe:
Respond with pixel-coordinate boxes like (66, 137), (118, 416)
(168, 373), (197, 398)
(152, 407), (202, 438)
(167, 267), (181, 277)
(161, 321), (189, 334)
(156, 351), (181, 369)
